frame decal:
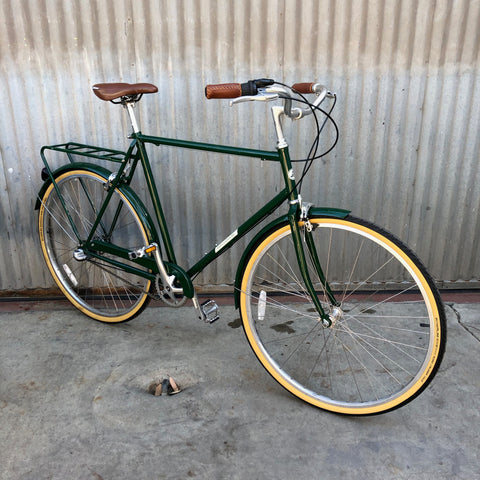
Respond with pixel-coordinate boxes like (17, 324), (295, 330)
(215, 229), (238, 253)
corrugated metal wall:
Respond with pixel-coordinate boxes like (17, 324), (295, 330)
(1, 0), (480, 292)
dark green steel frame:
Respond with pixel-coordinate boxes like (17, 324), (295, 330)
(38, 132), (349, 320)
(133, 133), (298, 280)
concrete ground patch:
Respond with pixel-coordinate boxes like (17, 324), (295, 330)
(0, 299), (479, 479)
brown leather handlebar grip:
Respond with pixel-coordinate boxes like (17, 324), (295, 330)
(205, 83), (243, 99)
(292, 82), (315, 94)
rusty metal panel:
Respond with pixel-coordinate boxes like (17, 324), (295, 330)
(1, 0), (480, 292)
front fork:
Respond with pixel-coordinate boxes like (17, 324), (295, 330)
(273, 105), (340, 326)
(287, 203), (338, 327)
(276, 140), (337, 327)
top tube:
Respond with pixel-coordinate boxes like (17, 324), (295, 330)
(134, 133), (280, 162)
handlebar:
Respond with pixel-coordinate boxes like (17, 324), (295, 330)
(205, 78), (338, 159)
(205, 79), (334, 120)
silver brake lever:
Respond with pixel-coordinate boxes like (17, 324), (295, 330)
(230, 92), (279, 106)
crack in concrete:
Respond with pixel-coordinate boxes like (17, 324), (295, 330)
(446, 303), (480, 343)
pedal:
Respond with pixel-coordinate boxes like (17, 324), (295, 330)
(200, 299), (220, 323)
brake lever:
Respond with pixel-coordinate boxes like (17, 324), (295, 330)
(230, 92), (279, 106)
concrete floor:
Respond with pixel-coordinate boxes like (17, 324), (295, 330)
(0, 296), (479, 479)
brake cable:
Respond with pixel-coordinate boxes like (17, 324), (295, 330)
(274, 82), (339, 194)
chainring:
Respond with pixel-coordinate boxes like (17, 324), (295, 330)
(154, 274), (187, 307)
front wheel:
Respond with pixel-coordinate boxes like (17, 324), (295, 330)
(239, 215), (446, 415)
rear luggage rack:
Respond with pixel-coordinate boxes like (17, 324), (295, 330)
(41, 142), (127, 164)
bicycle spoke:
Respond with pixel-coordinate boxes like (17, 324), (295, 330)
(39, 171), (151, 322)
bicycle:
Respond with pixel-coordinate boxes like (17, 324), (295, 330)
(36, 78), (446, 415)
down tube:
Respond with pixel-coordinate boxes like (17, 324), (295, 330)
(187, 189), (289, 278)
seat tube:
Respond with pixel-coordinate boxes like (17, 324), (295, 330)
(136, 139), (177, 264)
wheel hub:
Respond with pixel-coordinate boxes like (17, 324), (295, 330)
(73, 248), (87, 261)
(328, 306), (343, 327)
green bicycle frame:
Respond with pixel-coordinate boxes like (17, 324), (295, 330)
(134, 133), (337, 322)
(133, 133), (291, 275)
(38, 131), (348, 322)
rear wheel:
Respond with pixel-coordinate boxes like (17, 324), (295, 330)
(239, 215), (446, 415)
(38, 169), (151, 322)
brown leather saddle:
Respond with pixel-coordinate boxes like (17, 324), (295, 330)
(92, 83), (158, 102)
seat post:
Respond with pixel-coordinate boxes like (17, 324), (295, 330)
(125, 101), (140, 133)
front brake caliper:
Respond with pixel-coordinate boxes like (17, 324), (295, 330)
(300, 202), (314, 232)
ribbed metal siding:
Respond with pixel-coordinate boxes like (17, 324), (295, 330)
(1, 0), (479, 291)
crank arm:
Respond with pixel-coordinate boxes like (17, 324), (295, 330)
(148, 243), (184, 298)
